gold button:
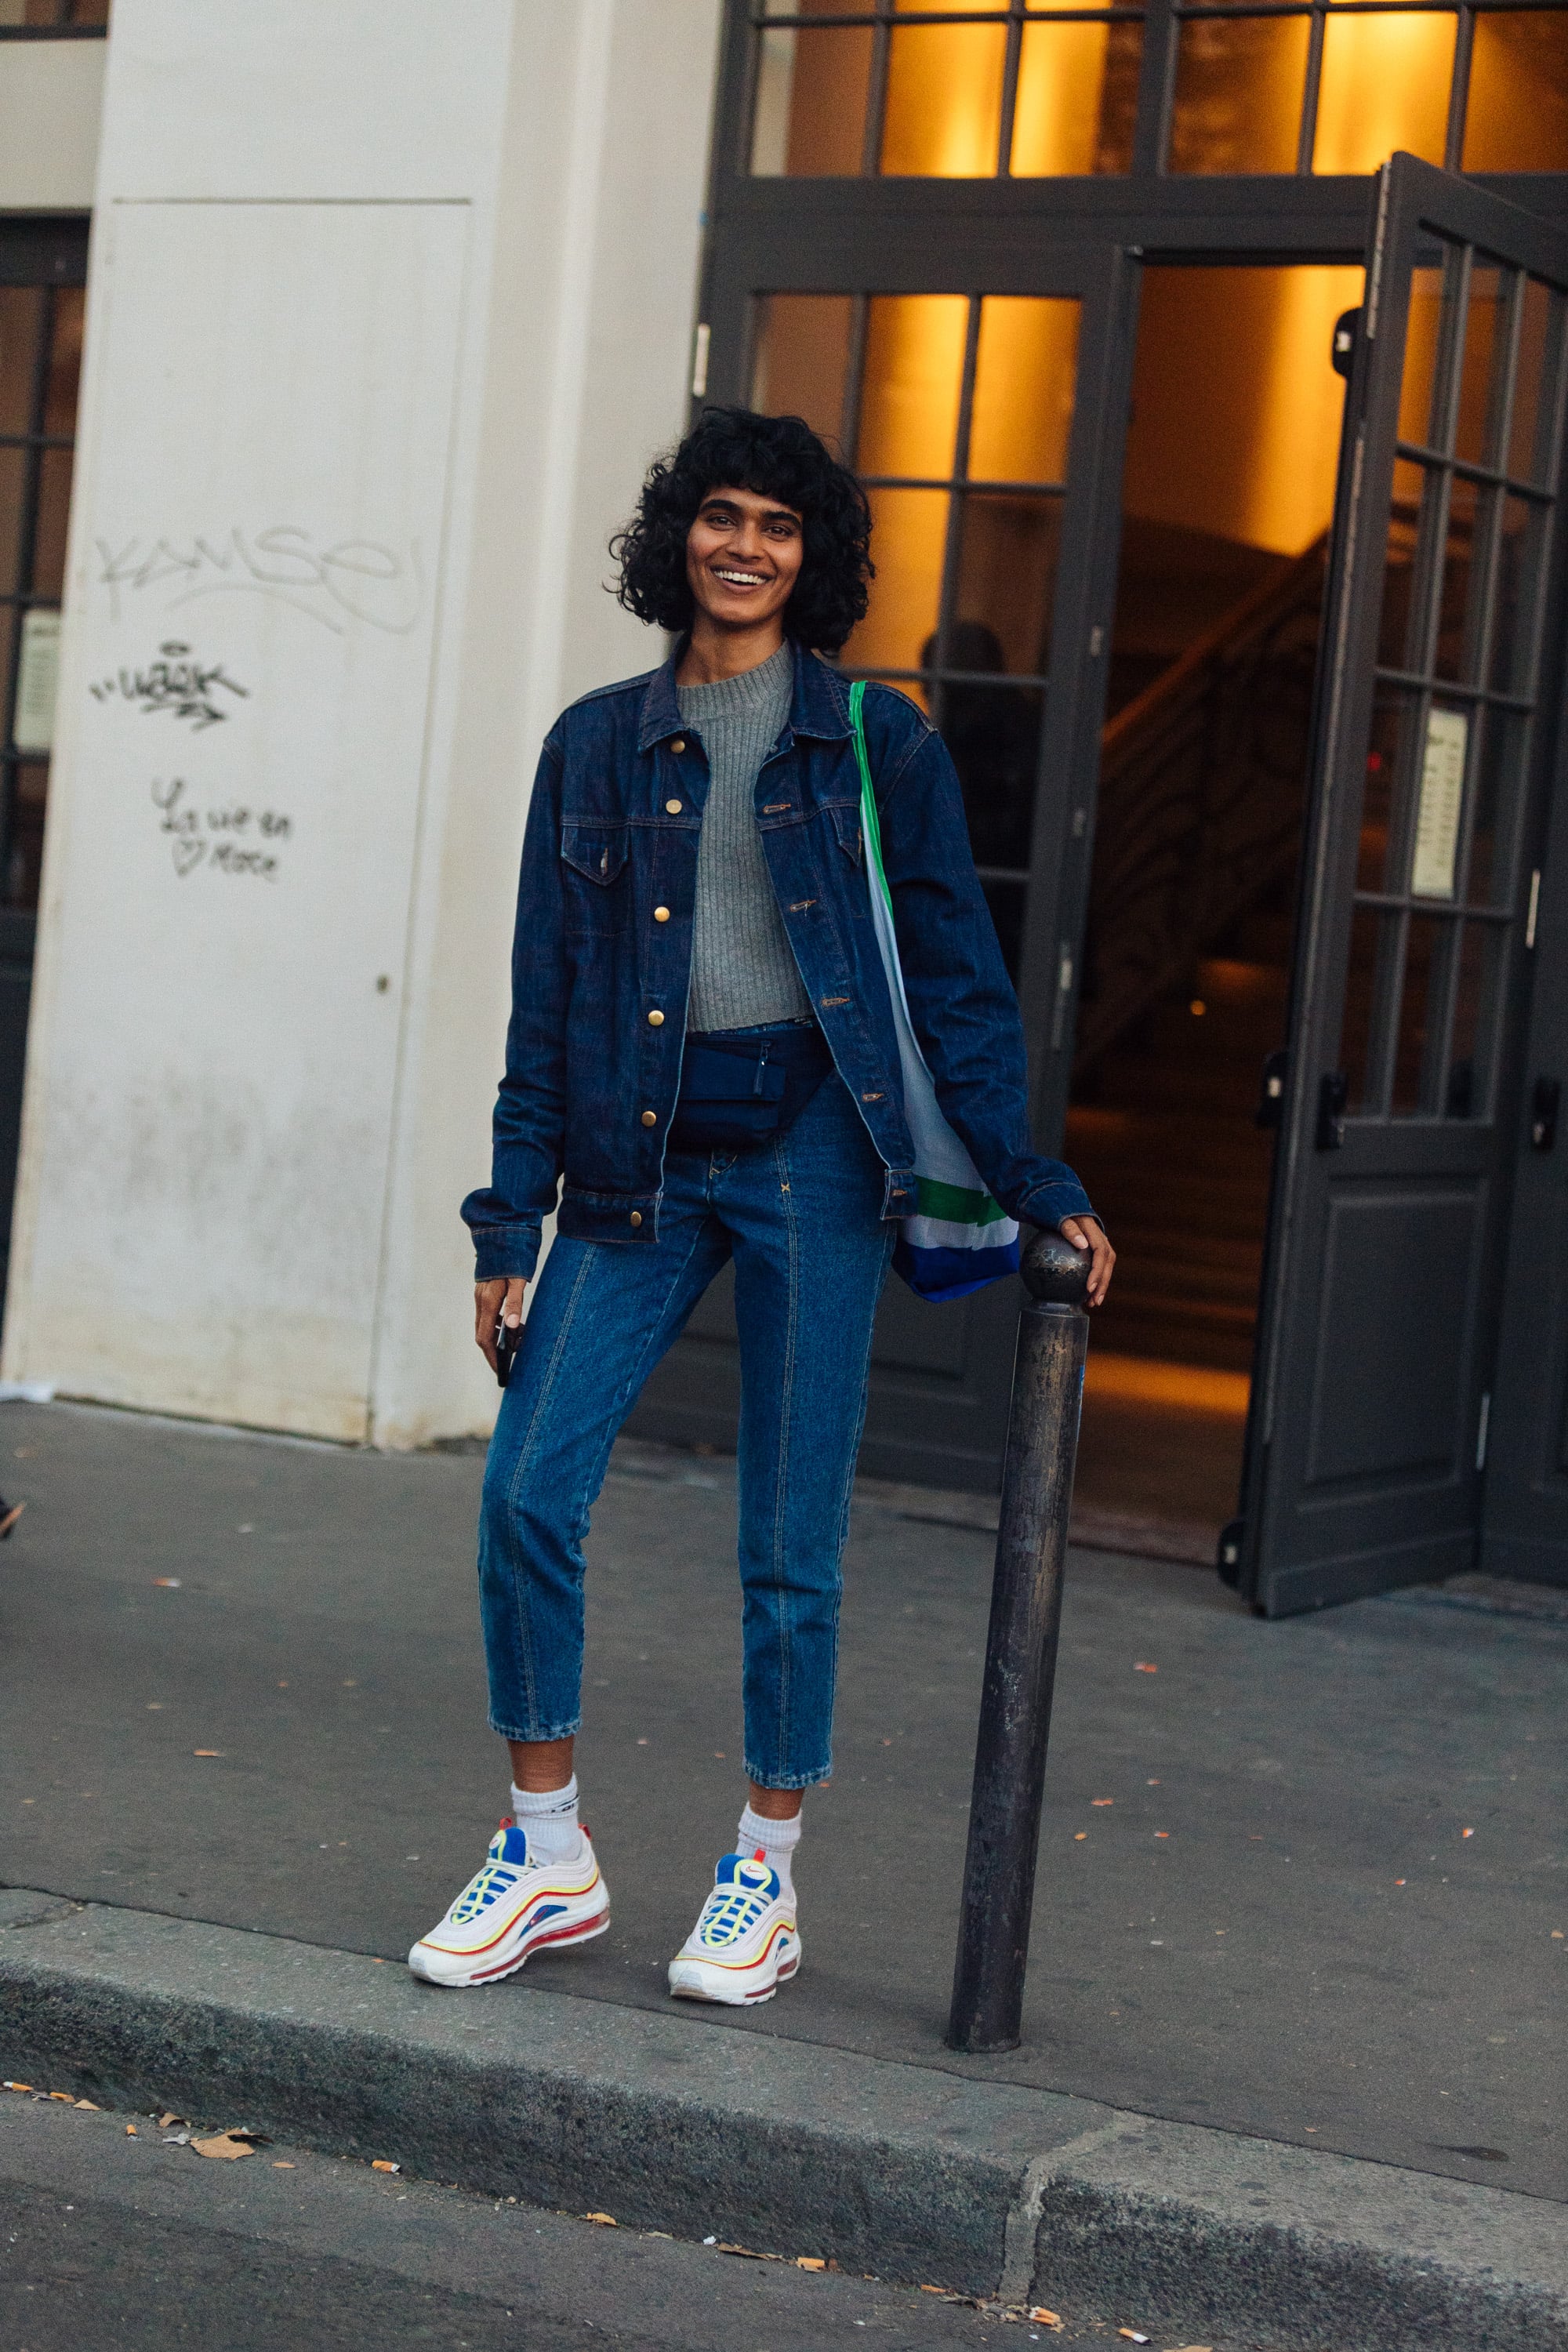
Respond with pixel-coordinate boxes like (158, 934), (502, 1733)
(666, 799), (683, 815)
(648, 1009), (665, 1026)
(670, 736), (685, 753)
(641, 1109), (657, 1127)
(654, 906), (670, 923)
(630, 1210), (643, 1227)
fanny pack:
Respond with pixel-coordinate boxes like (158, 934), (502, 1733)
(669, 1023), (832, 1155)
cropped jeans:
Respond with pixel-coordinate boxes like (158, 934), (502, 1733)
(477, 1068), (895, 1789)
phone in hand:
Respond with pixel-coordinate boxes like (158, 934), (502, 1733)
(494, 1310), (522, 1391)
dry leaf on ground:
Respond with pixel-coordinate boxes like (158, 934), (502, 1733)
(191, 2131), (255, 2161)
(74, 2100), (100, 2111)
(584, 2211), (617, 2225)
(1163, 2343), (1214, 2350)
(796, 2256), (826, 2271)
(716, 2243), (781, 2260)
(158, 2112), (186, 2129)
(1029, 2312), (1063, 2327)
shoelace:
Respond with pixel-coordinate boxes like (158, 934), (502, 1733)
(695, 1877), (773, 1949)
(451, 1850), (522, 1925)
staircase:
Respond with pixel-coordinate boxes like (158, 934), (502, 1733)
(1065, 899), (1291, 1372)
(1063, 539), (1329, 1375)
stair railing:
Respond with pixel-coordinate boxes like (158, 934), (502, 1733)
(1073, 535), (1330, 1079)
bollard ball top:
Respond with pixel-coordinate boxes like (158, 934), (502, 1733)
(1021, 1227), (1092, 1306)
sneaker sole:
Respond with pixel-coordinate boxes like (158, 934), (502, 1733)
(408, 1904), (610, 1990)
(667, 1948), (800, 2006)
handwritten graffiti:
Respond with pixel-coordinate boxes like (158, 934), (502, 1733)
(153, 777), (292, 880)
(96, 527), (424, 637)
(91, 642), (249, 731)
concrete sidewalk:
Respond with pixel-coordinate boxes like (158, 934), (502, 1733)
(0, 1399), (1564, 2336)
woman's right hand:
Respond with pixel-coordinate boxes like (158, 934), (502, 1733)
(475, 1276), (528, 1371)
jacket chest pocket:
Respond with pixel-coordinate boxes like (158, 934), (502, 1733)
(828, 800), (864, 870)
(561, 821), (630, 935)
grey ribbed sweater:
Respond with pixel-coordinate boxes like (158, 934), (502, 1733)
(677, 643), (813, 1033)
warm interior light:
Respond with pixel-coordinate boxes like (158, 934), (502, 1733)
(1312, 11), (1456, 174)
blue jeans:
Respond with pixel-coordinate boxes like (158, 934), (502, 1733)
(477, 1069), (895, 1788)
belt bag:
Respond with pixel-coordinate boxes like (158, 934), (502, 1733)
(849, 677), (1021, 1305)
(669, 1027), (830, 1155)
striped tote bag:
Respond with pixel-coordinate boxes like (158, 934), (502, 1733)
(849, 679), (1021, 1304)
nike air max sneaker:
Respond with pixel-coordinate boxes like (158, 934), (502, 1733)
(667, 1849), (800, 2005)
(407, 1820), (609, 1987)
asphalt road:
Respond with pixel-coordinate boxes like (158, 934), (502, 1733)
(0, 2092), (1149, 2352)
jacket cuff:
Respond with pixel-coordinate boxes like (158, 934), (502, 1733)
(470, 1221), (542, 1283)
(1017, 1177), (1099, 1233)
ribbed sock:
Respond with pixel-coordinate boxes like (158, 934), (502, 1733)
(510, 1775), (583, 1864)
(738, 1802), (800, 1902)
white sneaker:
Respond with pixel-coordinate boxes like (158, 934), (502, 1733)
(667, 1849), (800, 2005)
(407, 1819), (609, 1988)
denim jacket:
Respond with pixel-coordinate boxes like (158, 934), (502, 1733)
(463, 643), (1094, 1279)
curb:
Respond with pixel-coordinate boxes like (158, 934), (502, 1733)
(2, 1894), (1563, 2350)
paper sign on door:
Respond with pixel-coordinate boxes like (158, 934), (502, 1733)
(13, 608), (60, 755)
(1411, 708), (1467, 899)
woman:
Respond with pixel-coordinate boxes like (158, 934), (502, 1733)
(408, 407), (1112, 2003)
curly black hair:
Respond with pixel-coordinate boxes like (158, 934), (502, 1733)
(612, 406), (873, 655)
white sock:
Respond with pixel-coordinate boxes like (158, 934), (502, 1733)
(738, 1802), (800, 1902)
(510, 1776), (583, 1863)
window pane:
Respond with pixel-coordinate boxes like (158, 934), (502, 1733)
(1454, 264), (1509, 471)
(856, 295), (968, 477)
(1463, 12), (1568, 172)
(1488, 493), (1549, 695)
(1312, 15), (1456, 175)
(840, 488), (949, 670)
(750, 22), (872, 176)
(953, 492), (1065, 676)
(0, 448), (26, 595)
(0, 287), (42, 438)
(933, 674), (1044, 870)
(1506, 278), (1563, 486)
(1397, 266), (1446, 450)
(1341, 906), (1391, 1112)
(750, 294), (855, 450)
(1465, 707), (1529, 908)
(1167, 16), (1310, 176)
(880, 24), (1007, 176)
(968, 296), (1080, 484)
(1433, 474), (1483, 685)
(5, 760), (48, 912)
(1377, 458), (1431, 673)
(43, 286), (84, 441)
(1392, 912), (1450, 1116)
(1359, 691), (1421, 891)
(31, 445), (72, 599)
(1446, 920), (1503, 1119)
(1012, 19), (1142, 177)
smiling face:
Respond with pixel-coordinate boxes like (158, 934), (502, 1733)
(684, 484), (804, 641)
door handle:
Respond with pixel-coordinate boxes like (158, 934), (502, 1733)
(1530, 1075), (1560, 1152)
(1316, 1071), (1348, 1152)
(1255, 1049), (1288, 1130)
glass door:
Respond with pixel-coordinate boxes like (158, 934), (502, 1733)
(1232, 153), (1568, 1613)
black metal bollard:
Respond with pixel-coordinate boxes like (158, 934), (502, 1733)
(947, 1229), (1092, 2055)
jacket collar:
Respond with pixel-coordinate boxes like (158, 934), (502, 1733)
(637, 638), (854, 753)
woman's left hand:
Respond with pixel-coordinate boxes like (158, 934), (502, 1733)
(1059, 1215), (1115, 1307)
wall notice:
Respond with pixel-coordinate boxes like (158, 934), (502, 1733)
(1411, 707), (1468, 899)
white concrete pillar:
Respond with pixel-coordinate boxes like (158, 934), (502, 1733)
(2, 0), (722, 1444)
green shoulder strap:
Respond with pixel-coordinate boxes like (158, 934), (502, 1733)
(848, 678), (894, 915)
